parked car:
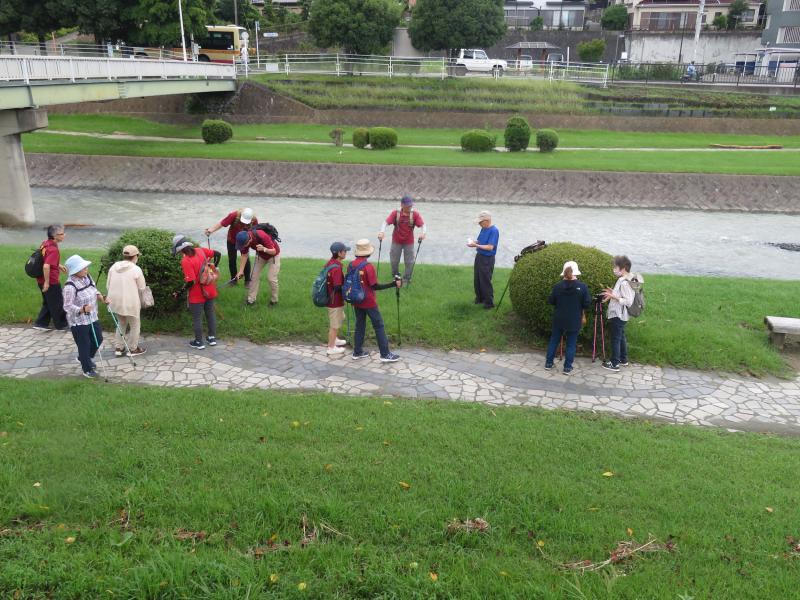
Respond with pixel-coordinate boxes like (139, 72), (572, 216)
(453, 49), (508, 76)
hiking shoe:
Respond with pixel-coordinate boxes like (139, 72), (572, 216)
(32, 324), (51, 331)
(352, 351), (370, 360)
(76, 356), (96, 369)
(327, 346), (345, 356)
(335, 338), (347, 347)
(380, 353), (400, 363)
(189, 340), (206, 350)
(245, 299), (255, 306)
(82, 370), (98, 379)
(563, 367), (573, 375)
(601, 361), (619, 372)
(128, 347), (147, 356)
(544, 362), (554, 371)
(114, 348), (124, 357)
(619, 361), (630, 367)
(206, 337), (217, 347)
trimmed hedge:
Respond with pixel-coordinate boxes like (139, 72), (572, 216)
(461, 129), (496, 152)
(504, 116), (531, 152)
(508, 242), (615, 337)
(352, 127), (370, 149)
(368, 127), (398, 150)
(100, 229), (190, 317)
(201, 119), (233, 144)
(536, 129), (559, 152)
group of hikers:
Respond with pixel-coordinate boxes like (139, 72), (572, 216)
(29, 195), (636, 379)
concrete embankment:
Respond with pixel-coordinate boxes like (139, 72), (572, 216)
(26, 153), (800, 213)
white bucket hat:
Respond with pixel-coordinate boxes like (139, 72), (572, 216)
(65, 254), (92, 276)
(560, 260), (581, 277)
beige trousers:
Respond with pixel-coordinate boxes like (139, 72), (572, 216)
(115, 314), (140, 350)
(248, 254), (281, 303)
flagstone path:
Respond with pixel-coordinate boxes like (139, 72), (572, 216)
(2, 325), (799, 435)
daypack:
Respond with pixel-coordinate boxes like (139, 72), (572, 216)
(252, 222), (281, 243)
(627, 274), (645, 318)
(198, 250), (219, 292)
(312, 264), (338, 307)
(393, 209), (415, 230)
(343, 261), (370, 304)
(64, 275), (96, 293)
(24, 244), (46, 278)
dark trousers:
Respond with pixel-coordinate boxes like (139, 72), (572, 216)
(473, 254), (495, 307)
(609, 317), (628, 367)
(189, 300), (217, 342)
(35, 282), (67, 329)
(546, 328), (579, 370)
(227, 240), (251, 283)
(354, 306), (390, 358)
(71, 321), (102, 373)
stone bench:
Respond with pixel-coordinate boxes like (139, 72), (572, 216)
(764, 316), (800, 349)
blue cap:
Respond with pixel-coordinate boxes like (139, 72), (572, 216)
(235, 230), (250, 251)
(330, 241), (350, 254)
(401, 194), (414, 206)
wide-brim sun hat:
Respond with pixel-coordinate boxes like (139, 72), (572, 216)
(65, 254), (91, 276)
(354, 239), (374, 257)
(171, 234), (186, 256)
(240, 208), (254, 224)
(561, 260), (581, 277)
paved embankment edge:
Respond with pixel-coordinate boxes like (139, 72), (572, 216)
(26, 153), (800, 213)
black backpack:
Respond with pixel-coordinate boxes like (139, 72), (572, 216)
(24, 244), (46, 278)
(252, 223), (281, 243)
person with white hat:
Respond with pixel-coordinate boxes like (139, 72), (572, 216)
(106, 244), (148, 357)
(467, 210), (499, 309)
(377, 194), (426, 284)
(544, 261), (591, 375)
(204, 207), (257, 286)
(62, 254), (109, 378)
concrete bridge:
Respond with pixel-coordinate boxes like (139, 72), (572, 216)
(0, 54), (236, 226)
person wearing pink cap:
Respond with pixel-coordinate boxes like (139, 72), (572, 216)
(378, 195), (426, 284)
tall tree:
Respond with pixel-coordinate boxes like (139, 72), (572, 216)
(308, 0), (402, 54)
(727, 0), (748, 29)
(600, 4), (627, 31)
(132, 0), (215, 46)
(409, 0), (505, 54)
(216, 0), (266, 29)
(71, 0), (140, 43)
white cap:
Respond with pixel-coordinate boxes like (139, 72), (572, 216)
(240, 208), (254, 224)
(560, 261), (581, 277)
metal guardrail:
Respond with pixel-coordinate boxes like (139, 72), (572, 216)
(0, 41), (186, 61)
(0, 54), (235, 84)
(609, 61), (800, 87)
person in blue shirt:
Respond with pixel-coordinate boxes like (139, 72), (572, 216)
(545, 261), (591, 375)
(467, 210), (499, 309)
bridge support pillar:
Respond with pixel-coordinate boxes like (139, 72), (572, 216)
(0, 108), (48, 227)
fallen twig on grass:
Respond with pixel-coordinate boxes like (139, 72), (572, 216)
(540, 535), (675, 573)
(446, 518), (490, 535)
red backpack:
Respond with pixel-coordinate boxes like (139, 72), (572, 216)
(198, 249), (219, 294)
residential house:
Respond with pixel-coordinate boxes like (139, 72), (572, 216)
(762, 0), (800, 45)
(620, 0), (762, 31)
(504, 0), (588, 29)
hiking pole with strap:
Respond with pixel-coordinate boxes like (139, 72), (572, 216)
(494, 275), (511, 313)
(377, 238), (383, 279)
(405, 238), (423, 287)
(395, 275), (402, 346)
(89, 319), (110, 382)
(107, 307), (137, 366)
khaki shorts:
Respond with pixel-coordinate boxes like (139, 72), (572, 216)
(327, 306), (344, 329)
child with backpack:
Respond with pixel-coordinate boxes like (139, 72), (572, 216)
(601, 255), (636, 372)
(235, 224), (280, 307)
(315, 241), (350, 356)
(346, 239), (401, 363)
(377, 195), (426, 284)
(172, 235), (221, 350)
(62, 254), (109, 378)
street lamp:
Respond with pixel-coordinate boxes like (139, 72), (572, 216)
(178, 0), (187, 61)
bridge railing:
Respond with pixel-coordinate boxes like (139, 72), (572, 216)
(0, 54), (235, 84)
(0, 41), (185, 61)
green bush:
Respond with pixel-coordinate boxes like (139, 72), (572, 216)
(201, 119), (233, 144)
(712, 13), (727, 29)
(352, 127), (370, 149)
(577, 39), (607, 63)
(509, 242), (615, 337)
(601, 4), (628, 30)
(503, 116), (531, 152)
(368, 127), (398, 150)
(536, 129), (559, 152)
(100, 229), (189, 317)
(460, 129), (496, 152)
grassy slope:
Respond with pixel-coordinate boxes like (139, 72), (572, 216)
(2, 379), (800, 598)
(2, 247), (795, 376)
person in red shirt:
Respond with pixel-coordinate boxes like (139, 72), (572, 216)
(204, 207), (257, 285)
(377, 195), (426, 284)
(324, 241), (350, 356)
(171, 235), (221, 350)
(235, 228), (280, 306)
(349, 239), (401, 363)
(33, 224), (68, 331)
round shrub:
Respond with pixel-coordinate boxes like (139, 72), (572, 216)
(461, 129), (496, 152)
(368, 127), (398, 150)
(504, 116), (531, 152)
(100, 229), (190, 317)
(536, 128), (559, 153)
(509, 242), (615, 338)
(201, 119), (233, 144)
(352, 127), (370, 149)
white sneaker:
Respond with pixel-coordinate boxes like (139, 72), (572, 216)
(335, 338), (347, 347)
(326, 346), (345, 355)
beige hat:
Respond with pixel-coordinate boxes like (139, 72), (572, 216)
(122, 245), (140, 257)
(560, 260), (581, 277)
(354, 238), (375, 257)
(474, 210), (492, 224)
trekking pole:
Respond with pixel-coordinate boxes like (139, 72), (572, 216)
(405, 238), (423, 287)
(377, 238), (383, 279)
(89, 320), (110, 382)
(107, 307), (137, 366)
(395, 275), (402, 346)
(495, 276), (511, 313)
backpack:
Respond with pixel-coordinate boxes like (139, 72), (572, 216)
(627, 275), (645, 318)
(25, 244), (46, 278)
(197, 250), (219, 293)
(342, 261), (369, 304)
(252, 223), (281, 243)
(312, 264), (338, 307)
(394, 209), (415, 230)
(64, 275), (95, 293)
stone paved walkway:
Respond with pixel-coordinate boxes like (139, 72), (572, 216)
(2, 325), (799, 435)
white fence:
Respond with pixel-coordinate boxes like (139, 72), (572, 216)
(0, 54), (235, 84)
(0, 41), (185, 61)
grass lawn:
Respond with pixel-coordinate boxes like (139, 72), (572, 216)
(23, 131), (800, 176)
(2, 378), (800, 598)
(2, 246), (795, 376)
(45, 114), (800, 149)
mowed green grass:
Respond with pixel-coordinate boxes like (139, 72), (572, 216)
(2, 379), (800, 598)
(45, 114), (800, 149)
(23, 132), (800, 176)
(2, 246), (796, 376)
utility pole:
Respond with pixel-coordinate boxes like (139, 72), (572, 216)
(178, 0), (187, 61)
(234, 0), (239, 27)
(692, 0), (705, 63)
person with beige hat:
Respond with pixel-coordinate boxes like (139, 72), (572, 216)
(106, 245), (148, 357)
(467, 210), (499, 309)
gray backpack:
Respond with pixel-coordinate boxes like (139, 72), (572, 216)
(627, 274), (645, 318)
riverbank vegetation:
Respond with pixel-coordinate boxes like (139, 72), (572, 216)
(2, 378), (800, 598)
(2, 246), (795, 376)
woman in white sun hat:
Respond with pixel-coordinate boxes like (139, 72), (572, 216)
(62, 254), (109, 379)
